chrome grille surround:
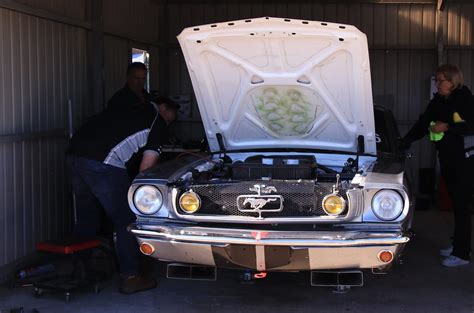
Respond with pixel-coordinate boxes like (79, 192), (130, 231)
(172, 180), (362, 223)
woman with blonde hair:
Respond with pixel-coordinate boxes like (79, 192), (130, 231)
(401, 64), (473, 267)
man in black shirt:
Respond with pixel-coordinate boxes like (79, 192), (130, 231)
(67, 62), (178, 293)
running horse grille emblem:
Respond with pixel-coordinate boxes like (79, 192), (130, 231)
(243, 197), (278, 210)
(237, 184), (284, 219)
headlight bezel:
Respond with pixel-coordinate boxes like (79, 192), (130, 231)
(133, 185), (164, 215)
(371, 189), (404, 221)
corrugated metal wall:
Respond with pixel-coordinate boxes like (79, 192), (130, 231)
(103, 0), (160, 45)
(163, 1), (474, 192)
(1, 0), (472, 269)
(104, 35), (130, 100)
(0, 3), (89, 266)
(103, 0), (165, 101)
(0, 0), (168, 269)
(445, 3), (474, 88)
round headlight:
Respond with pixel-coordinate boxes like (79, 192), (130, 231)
(133, 185), (163, 215)
(322, 194), (346, 216)
(371, 190), (404, 221)
(179, 191), (201, 214)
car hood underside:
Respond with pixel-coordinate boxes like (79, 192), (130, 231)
(178, 17), (377, 155)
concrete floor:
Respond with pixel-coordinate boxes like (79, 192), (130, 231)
(1, 210), (473, 313)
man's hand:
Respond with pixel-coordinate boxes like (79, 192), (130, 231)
(430, 121), (449, 133)
(140, 152), (160, 172)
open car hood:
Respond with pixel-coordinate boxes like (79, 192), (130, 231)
(178, 17), (376, 155)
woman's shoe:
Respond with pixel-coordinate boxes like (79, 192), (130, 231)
(439, 245), (453, 257)
(441, 255), (470, 267)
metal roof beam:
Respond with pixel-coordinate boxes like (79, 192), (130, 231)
(0, 0), (91, 29)
(437, 0), (446, 11)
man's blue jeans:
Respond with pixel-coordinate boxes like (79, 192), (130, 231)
(67, 155), (139, 275)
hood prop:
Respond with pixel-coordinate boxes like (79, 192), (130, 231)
(332, 174), (341, 194)
(216, 133), (229, 161)
(355, 135), (365, 172)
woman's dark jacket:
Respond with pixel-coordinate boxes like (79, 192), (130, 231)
(402, 85), (474, 162)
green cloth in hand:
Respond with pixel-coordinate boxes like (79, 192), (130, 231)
(429, 121), (444, 142)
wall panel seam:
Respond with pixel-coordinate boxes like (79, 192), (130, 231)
(0, 130), (68, 143)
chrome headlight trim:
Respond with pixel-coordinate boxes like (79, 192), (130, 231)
(371, 189), (404, 221)
(133, 185), (163, 215)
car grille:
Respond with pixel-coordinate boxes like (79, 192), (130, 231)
(177, 180), (349, 218)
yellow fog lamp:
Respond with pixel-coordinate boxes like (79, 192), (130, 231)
(322, 194), (346, 216)
(179, 190), (201, 214)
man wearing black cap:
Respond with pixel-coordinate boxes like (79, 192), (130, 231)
(67, 62), (178, 294)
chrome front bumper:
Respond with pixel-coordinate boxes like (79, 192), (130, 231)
(129, 223), (410, 271)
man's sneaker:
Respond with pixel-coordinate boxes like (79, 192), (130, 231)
(441, 255), (470, 267)
(440, 245), (453, 257)
(119, 275), (157, 294)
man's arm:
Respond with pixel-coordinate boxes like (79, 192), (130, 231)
(139, 151), (160, 172)
(140, 114), (168, 172)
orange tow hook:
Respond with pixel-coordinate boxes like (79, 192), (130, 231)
(253, 272), (267, 279)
